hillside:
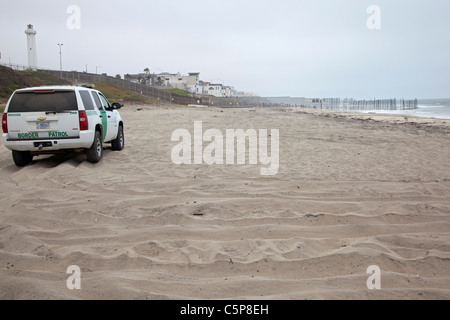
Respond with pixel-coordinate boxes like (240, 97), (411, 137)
(0, 66), (34, 100)
(0, 66), (156, 110)
(162, 87), (192, 97)
(0, 66), (71, 101)
(90, 82), (157, 104)
(19, 70), (72, 87)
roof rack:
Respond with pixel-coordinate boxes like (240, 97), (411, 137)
(39, 85), (71, 87)
(75, 84), (95, 89)
(37, 84), (95, 89)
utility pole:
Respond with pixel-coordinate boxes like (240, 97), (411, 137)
(57, 43), (63, 77)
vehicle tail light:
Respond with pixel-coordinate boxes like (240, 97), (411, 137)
(79, 111), (88, 131)
(2, 113), (7, 133)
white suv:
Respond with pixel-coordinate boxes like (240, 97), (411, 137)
(1, 84), (124, 166)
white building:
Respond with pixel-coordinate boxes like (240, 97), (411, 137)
(186, 83), (204, 95)
(155, 72), (200, 90)
(123, 69), (249, 98)
(185, 72), (200, 86)
(200, 83), (237, 97)
(204, 84), (222, 97)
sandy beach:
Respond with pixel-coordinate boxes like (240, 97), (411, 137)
(0, 103), (449, 300)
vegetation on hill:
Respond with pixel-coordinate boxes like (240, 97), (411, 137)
(0, 66), (71, 101)
(0, 65), (34, 100)
(0, 66), (157, 109)
(19, 70), (72, 87)
(162, 88), (192, 97)
(90, 82), (157, 104)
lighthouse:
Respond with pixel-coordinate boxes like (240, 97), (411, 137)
(25, 24), (37, 71)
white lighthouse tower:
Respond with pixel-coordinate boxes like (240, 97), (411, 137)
(25, 24), (37, 71)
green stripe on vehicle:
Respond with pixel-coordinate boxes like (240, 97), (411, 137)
(100, 110), (107, 142)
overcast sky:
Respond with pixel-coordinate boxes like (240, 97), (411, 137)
(0, 0), (449, 99)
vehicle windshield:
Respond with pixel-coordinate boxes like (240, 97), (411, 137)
(8, 90), (78, 112)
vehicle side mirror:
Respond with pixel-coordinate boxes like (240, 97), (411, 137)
(111, 102), (123, 110)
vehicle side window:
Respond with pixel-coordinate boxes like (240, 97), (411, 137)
(98, 93), (111, 111)
(91, 91), (104, 111)
(79, 90), (95, 110)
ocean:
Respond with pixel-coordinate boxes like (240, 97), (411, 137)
(266, 97), (450, 120)
(359, 98), (450, 120)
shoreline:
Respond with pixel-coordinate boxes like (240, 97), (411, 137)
(287, 106), (450, 126)
(179, 103), (450, 134)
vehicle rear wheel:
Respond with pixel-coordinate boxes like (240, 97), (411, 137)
(12, 150), (33, 167)
(86, 131), (103, 163)
(111, 125), (124, 151)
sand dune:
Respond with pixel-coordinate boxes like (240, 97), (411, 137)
(0, 104), (449, 299)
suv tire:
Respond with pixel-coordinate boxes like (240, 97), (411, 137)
(111, 125), (124, 151)
(86, 130), (103, 163)
(12, 150), (33, 167)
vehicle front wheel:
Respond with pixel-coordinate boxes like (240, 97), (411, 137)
(12, 150), (33, 167)
(86, 131), (103, 163)
(111, 125), (124, 151)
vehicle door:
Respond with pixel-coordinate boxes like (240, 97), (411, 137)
(97, 92), (117, 142)
(91, 91), (115, 142)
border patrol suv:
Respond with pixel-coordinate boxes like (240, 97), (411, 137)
(1, 84), (124, 167)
